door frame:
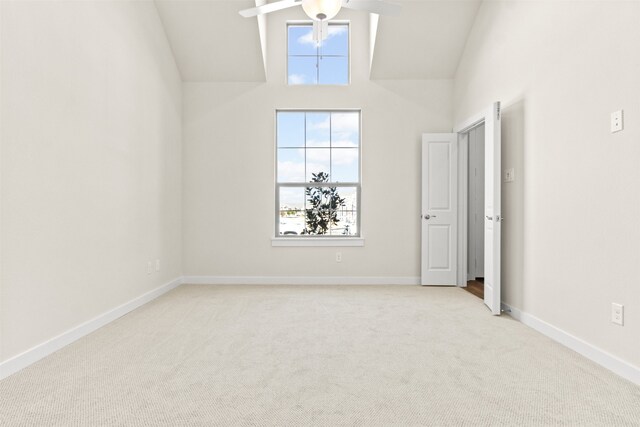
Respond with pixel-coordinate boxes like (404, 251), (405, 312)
(453, 102), (500, 289)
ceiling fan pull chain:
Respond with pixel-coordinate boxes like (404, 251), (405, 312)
(317, 23), (323, 60)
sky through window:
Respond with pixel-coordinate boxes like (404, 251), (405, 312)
(287, 24), (349, 85)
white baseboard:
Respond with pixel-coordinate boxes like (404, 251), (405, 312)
(502, 302), (640, 386)
(182, 276), (421, 286)
(0, 277), (183, 380)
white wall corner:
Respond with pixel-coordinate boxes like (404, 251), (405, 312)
(501, 303), (640, 386)
(0, 277), (183, 380)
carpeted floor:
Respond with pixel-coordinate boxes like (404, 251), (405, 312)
(1, 285), (639, 426)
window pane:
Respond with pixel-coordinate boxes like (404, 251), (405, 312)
(288, 57), (317, 85)
(301, 186), (344, 236)
(318, 56), (348, 85)
(306, 112), (330, 147)
(278, 148), (305, 183)
(305, 148), (330, 182)
(331, 149), (359, 182)
(331, 112), (359, 147)
(288, 25), (317, 56)
(279, 187), (306, 236)
(321, 25), (348, 56)
(287, 24), (348, 86)
(328, 186), (358, 235)
(277, 112), (305, 147)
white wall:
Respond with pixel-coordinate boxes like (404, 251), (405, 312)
(454, 0), (640, 367)
(183, 9), (451, 280)
(0, 0), (182, 362)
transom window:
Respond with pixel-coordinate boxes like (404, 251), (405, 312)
(276, 110), (360, 237)
(287, 23), (349, 85)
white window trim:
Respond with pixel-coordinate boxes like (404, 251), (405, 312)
(271, 237), (365, 247)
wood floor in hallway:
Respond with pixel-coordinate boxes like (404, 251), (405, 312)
(465, 278), (484, 299)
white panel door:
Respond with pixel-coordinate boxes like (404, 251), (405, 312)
(484, 103), (502, 314)
(421, 133), (457, 286)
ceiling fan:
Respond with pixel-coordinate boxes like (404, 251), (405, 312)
(239, 0), (401, 41)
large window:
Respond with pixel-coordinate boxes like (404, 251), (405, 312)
(276, 110), (360, 237)
(287, 23), (349, 85)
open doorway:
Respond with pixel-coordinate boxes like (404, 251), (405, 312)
(465, 124), (485, 299)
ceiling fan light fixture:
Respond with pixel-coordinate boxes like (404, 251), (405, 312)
(302, 0), (342, 21)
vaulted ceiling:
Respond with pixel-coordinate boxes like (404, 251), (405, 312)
(154, 0), (482, 82)
(371, 0), (481, 79)
(155, 0), (266, 82)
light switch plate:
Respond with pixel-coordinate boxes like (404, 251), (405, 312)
(611, 110), (623, 133)
(503, 168), (515, 183)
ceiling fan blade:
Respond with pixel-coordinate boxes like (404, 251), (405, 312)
(239, 0), (301, 18)
(341, 0), (401, 16)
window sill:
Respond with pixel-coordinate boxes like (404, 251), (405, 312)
(271, 237), (365, 247)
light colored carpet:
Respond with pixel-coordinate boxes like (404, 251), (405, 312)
(1, 285), (639, 426)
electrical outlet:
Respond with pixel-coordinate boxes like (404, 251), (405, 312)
(155, 259), (160, 272)
(611, 110), (623, 133)
(147, 261), (152, 275)
(336, 252), (342, 263)
(611, 303), (624, 326)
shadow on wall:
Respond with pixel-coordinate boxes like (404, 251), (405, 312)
(501, 99), (525, 309)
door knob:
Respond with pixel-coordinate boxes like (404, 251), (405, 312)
(486, 215), (493, 221)
(424, 214), (436, 220)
